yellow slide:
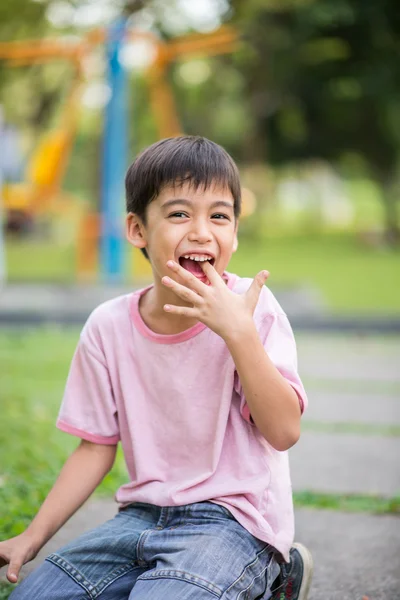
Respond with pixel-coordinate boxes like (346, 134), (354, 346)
(2, 129), (72, 214)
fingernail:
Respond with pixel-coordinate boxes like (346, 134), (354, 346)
(164, 304), (171, 311)
(167, 260), (175, 267)
(162, 276), (171, 283)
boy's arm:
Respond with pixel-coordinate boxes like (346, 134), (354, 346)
(224, 325), (301, 450)
(162, 260), (302, 451)
(0, 439), (117, 583)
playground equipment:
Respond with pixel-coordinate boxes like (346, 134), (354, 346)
(0, 25), (239, 281)
(0, 38), (84, 216)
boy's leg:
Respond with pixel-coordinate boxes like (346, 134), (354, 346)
(128, 502), (281, 600)
(9, 560), (143, 600)
(9, 561), (89, 600)
(9, 503), (159, 600)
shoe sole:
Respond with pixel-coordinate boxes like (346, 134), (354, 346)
(293, 543), (314, 600)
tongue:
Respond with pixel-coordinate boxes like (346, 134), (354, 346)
(180, 258), (205, 276)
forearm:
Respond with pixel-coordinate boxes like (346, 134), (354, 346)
(25, 440), (117, 551)
(225, 321), (301, 451)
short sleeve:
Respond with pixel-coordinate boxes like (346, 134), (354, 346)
(57, 330), (120, 445)
(234, 312), (308, 423)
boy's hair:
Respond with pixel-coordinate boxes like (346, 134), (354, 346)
(125, 135), (241, 259)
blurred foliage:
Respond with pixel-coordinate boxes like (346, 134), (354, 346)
(229, 0), (400, 241)
(0, 0), (60, 135)
(0, 0), (50, 42)
(0, 0), (399, 245)
(293, 491), (400, 514)
(0, 582), (14, 600)
(0, 328), (128, 540)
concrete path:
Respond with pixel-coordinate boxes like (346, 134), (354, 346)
(290, 432), (400, 496)
(2, 282), (400, 332)
(1, 334), (400, 599)
(289, 336), (400, 499)
(303, 390), (400, 425)
(295, 508), (400, 599)
(0, 282), (324, 322)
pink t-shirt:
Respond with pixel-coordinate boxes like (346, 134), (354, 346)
(57, 272), (307, 561)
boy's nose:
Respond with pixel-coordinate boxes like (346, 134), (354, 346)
(187, 222), (213, 244)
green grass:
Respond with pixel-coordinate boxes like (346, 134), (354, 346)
(5, 240), (75, 282)
(229, 232), (400, 313)
(301, 377), (400, 394)
(293, 491), (400, 514)
(0, 328), (128, 540)
(302, 421), (400, 437)
(5, 232), (400, 312)
(0, 582), (14, 600)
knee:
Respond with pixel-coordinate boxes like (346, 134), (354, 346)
(8, 561), (87, 600)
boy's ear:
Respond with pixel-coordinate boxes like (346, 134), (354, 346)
(126, 213), (147, 250)
(232, 221), (239, 253)
(232, 234), (238, 253)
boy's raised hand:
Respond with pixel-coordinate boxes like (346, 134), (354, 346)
(0, 533), (38, 583)
(162, 260), (269, 340)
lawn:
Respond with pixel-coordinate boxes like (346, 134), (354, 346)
(229, 233), (400, 314)
(0, 328), (128, 541)
(5, 232), (400, 313)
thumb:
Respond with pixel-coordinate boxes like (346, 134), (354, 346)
(7, 557), (23, 583)
(246, 270), (269, 307)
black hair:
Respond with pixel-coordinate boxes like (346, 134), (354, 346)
(125, 135), (241, 259)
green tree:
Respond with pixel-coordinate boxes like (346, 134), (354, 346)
(0, 0), (64, 133)
(231, 0), (400, 242)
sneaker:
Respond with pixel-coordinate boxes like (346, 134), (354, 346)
(270, 543), (313, 600)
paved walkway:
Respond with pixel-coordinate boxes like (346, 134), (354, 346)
(0, 281), (323, 323)
(2, 335), (400, 598)
(1, 282), (400, 332)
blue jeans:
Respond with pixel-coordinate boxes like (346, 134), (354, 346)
(11, 502), (280, 599)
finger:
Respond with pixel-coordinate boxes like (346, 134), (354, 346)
(166, 261), (207, 294)
(161, 277), (203, 305)
(246, 270), (269, 306)
(164, 304), (198, 317)
(199, 260), (224, 286)
(7, 558), (22, 583)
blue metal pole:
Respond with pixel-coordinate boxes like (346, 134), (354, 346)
(100, 19), (128, 282)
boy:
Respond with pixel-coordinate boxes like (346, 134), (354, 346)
(0, 136), (313, 599)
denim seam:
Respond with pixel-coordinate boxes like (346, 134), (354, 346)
(157, 506), (170, 528)
(46, 554), (97, 599)
(138, 568), (222, 597)
(46, 554), (140, 599)
(90, 564), (142, 598)
(136, 528), (153, 564)
(222, 544), (272, 598)
(235, 553), (274, 599)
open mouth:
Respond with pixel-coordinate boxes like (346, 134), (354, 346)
(178, 254), (215, 278)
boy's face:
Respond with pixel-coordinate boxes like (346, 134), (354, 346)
(127, 182), (238, 286)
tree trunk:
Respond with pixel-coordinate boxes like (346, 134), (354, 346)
(379, 174), (400, 246)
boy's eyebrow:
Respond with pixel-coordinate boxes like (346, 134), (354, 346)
(161, 199), (234, 210)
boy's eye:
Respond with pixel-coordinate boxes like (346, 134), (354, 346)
(212, 214), (229, 220)
(168, 212), (230, 220)
(169, 212), (188, 218)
